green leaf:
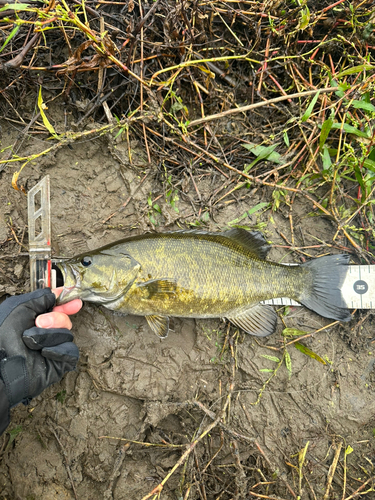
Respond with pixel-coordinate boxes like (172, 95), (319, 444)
(336, 64), (374, 78)
(0, 24), (20, 54)
(0, 3), (31, 11)
(114, 128), (124, 139)
(261, 354), (280, 363)
(37, 87), (58, 138)
(301, 91), (320, 122)
(294, 342), (326, 364)
(321, 146), (332, 170)
(243, 142), (283, 165)
(333, 81), (350, 98)
(259, 368), (275, 373)
(283, 130), (290, 147)
(5, 425), (22, 451)
(338, 82), (351, 92)
(330, 122), (370, 138)
(282, 327), (308, 337)
(56, 390), (66, 404)
(247, 202), (270, 215)
(319, 117), (333, 149)
(299, 6), (310, 30)
(283, 305), (290, 316)
(285, 350), (292, 378)
(170, 101), (186, 114)
(351, 100), (375, 113)
(362, 23), (375, 40)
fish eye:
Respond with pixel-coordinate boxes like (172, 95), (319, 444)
(81, 256), (93, 267)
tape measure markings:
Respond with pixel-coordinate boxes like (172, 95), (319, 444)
(263, 265), (375, 310)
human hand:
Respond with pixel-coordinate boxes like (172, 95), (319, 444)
(36, 287), (82, 330)
(0, 288), (81, 435)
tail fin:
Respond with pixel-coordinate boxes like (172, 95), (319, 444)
(299, 255), (351, 322)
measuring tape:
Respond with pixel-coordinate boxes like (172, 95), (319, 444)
(263, 265), (374, 310)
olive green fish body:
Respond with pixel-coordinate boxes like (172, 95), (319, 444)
(107, 232), (306, 318)
(57, 229), (351, 337)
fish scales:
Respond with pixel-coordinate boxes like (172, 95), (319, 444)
(112, 232), (306, 317)
(57, 229), (351, 338)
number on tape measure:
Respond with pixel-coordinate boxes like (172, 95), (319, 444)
(263, 265), (375, 310)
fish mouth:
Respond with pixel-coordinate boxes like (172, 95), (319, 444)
(54, 262), (130, 305)
(55, 262), (82, 304)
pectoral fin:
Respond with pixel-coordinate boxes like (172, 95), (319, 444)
(146, 315), (170, 338)
(137, 278), (177, 300)
(226, 304), (277, 337)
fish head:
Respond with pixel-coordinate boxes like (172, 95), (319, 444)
(56, 250), (141, 305)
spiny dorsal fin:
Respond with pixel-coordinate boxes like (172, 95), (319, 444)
(222, 229), (271, 260)
(226, 303), (277, 336)
(146, 315), (169, 338)
(157, 228), (271, 259)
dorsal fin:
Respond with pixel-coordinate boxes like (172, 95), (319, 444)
(222, 229), (270, 259)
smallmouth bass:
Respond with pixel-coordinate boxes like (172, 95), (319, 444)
(57, 229), (351, 337)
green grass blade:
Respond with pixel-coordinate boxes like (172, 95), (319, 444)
(336, 64), (374, 78)
(0, 3), (31, 11)
(301, 91), (320, 122)
(0, 25), (20, 54)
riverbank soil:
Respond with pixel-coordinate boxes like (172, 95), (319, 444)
(1, 1), (375, 499)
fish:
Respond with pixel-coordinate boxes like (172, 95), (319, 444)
(56, 229), (352, 338)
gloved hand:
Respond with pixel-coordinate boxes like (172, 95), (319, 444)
(0, 288), (79, 434)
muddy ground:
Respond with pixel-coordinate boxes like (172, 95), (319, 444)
(0, 104), (375, 500)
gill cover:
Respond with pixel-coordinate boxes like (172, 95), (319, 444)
(57, 251), (141, 304)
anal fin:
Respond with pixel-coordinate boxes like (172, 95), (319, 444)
(146, 315), (169, 338)
(226, 304), (277, 337)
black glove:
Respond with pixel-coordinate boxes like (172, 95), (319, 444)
(0, 288), (79, 435)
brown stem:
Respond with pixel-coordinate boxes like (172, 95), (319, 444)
(125, 0), (162, 68)
(187, 87), (339, 127)
(1, 33), (41, 70)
